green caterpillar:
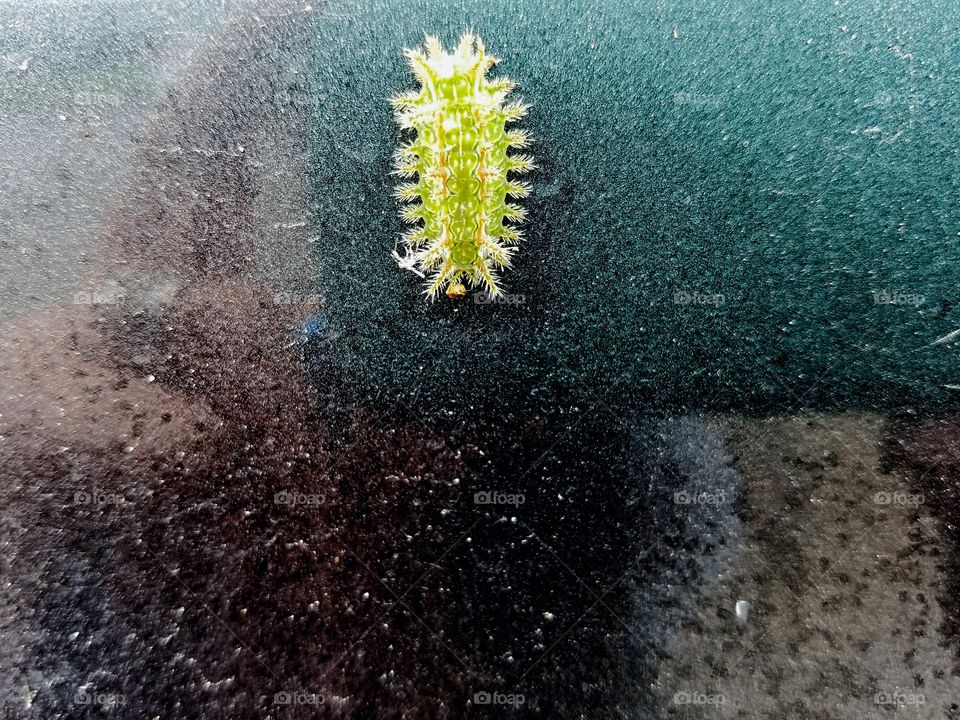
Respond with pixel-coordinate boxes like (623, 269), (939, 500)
(390, 33), (533, 301)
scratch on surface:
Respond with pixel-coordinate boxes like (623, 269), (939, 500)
(930, 327), (960, 346)
(880, 128), (904, 145)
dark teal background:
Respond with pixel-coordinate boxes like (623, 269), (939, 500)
(308, 0), (959, 412)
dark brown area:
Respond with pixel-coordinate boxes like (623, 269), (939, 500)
(885, 415), (960, 677)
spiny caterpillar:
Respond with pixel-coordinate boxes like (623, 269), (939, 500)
(390, 33), (533, 301)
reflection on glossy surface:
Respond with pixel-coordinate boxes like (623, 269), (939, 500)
(1, 1), (959, 718)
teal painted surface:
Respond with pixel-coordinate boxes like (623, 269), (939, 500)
(307, 0), (959, 411)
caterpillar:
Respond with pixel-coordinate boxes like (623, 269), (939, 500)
(390, 33), (533, 301)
